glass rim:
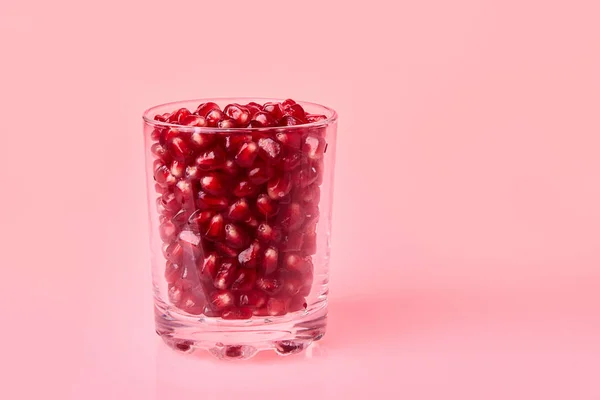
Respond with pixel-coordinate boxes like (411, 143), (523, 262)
(142, 97), (338, 132)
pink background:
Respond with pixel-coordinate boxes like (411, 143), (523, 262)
(2, 0), (600, 398)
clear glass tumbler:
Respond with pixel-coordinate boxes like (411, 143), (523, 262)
(142, 98), (338, 359)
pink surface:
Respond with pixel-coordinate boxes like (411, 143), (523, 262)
(1, 0), (600, 398)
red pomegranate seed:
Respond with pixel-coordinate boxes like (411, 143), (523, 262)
(196, 191), (228, 210)
(283, 253), (310, 274)
(238, 240), (262, 268)
(233, 180), (258, 197)
(154, 164), (176, 186)
(151, 143), (171, 162)
(199, 253), (219, 281)
(163, 242), (184, 264)
(244, 102), (262, 117)
(280, 231), (304, 252)
(299, 270), (313, 296)
(168, 136), (192, 160)
(155, 183), (169, 196)
(190, 131), (216, 149)
(179, 291), (205, 315)
(174, 180), (195, 210)
(231, 268), (257, 291)
(178, 229), (202, 246)
(244, 216), (259, 229)
(224, 104), (251, 126)
(214, 259), (238, 290)
(262, 102), (284, 119)
(250, 111), (276, 127)
(227, 198), (250, 221)
(206, 109), (225, 127)
(248, 165), (275, 185)
(169, 160), (185, 178)
(301, 184), (321, 204)
(181, 114), (207, 127)
(278, 203), (305, 231)
(215, 242), (239, 258)
(160, 191), (181, 212)
(255, 274), (284, 296)
(224, 133), (252, 154)
(218, 118), (237, 128)
(238, 290), (268, 308)
(294, 165), (319, 188)
(262, 246), (279, 275)
(209, 289), (235, 311)
(154, 114), (168, 123)
(282, 99), (296, 108)
(302, 135), (326, 160)
(257, 138), (281, 161)
(267, 174), (292, 200)
(221, 159), (241, 176)
(267, 296), (289, 316)
(165, 261), (181, 284)
(306, 114), (327, 123)
(279, 115), (303, 126)
(302, 233), (317, 255)
(283, 104), (306, 121)
(235, 141), (259, 167)
(188, 209), (214, 228)
(224, 223), (248, 249)
(256, 223), (283, 244)
(168, 108), (192, 124)
(196, 147), (225, 170)
(151, 128), (162, 141)
(168, 283), (183, 305)
(275, 131), (303, 149)
(256, 194), (279, 217)
(281, 152), (303, 171)
(253, 308), (270, 316)
(195, 102), (221, 118)
(205, 213), (225, 240)
(185, 165), (201, 180)
(289, 295), (308, 312)
(159, 220), (178, 242)
(221, 307), (253, 320)
(156, 198), (178, 219)
(282, 273), (303, 296)
(199, 173), (227, 196)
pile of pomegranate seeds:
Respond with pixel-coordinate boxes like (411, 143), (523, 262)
(150, 99), (327, 319)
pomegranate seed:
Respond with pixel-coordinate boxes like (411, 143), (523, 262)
(151, 128), (162, 141)
(288, 295), (308, 312)
(256, 223), (282, 244)
(282, 99), (296, 108)
(190, 131), (216, 149)
(165, 261), (181, 284)
(205, 213), (225, 240)
(227, 198), (251, 221)
(231, 268), (257, 291)
(257, 138), (281, 161)
(179, 291), (205, 315)
(278, 203), (305, 231)
(302, 135), (326, 160)
(267, 174), (292, 200)
(221, 159), (241, 176)
(283, 104), (306, 121)
(267, 296), (289, 316)
(196, 147), (225, 170)
(169, 160), (185, 178)
(168, 108), (192, 124)
(206, 109), (225, 127)
(156, 197), (178, 219)
(281, 152), (304, 171)
(279, 115), (303, 126)
(167, 136), (192, 160)
(221, 307), (253, 320)
(235, 141), (259, 167)
(282, 273), (303, 296)
(215, 242), (239, 258)
(154, 164), (176, 186)
(238, 241), (262, 268)
(283, 253), (310, 274)
(155, 183), (169, 195)
(178, 229), (202, 246)
(306, 114), (327, 123)
(302, 233), (317, 255)
(294, 165), (319, 188)
(244, 102), (262, 117)
(200, 173), (227, 196)
(163, 242), (184, 264)
(160, 191), (181, 212)
(199, 253), (219, 281)
(255, 194), (279, 217)
(188, 210), (214, 228)
(253, 308), (270, 316)
(185, 165), (201, 180)
(248, 164), (275, 185)
(224, 104), (251, 126)
(195, 102), (221, 118)
(218, 118), (237, 128)
(301, 184), (320, 204)
(255, 274), (283, 296)
(214, 259), (238, 290)
(209, 289), (235, 311)
(154, 114), (168, 123)
(275, 132), (303, 149)
(299, 270), (313, 296)
(174, 180), (195, 210)
(224, 223), (248, 249)
(262, 246), (279, 275)
(159, 220), (178, 242)
(151, 143), (171, 162)
(181, 114), (207, 127)
(244, 216), (259, 229)
(280, 231), (304, 252)
(262, 102), (284, 119)
(224, 133), (252, 154)
(238, 290), (268, 308)
(233, 180), (258, 197)
(168, 283), (184, 305)
(196, 191), (228, 210)
(250, 111), (276, 127)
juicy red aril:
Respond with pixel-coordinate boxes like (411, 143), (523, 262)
(195, 102), (220, 118)
(181, 114), (207, 127)
(244, 216), (259, 229)
(238, 290), (268, 308)
(301, 184), (321, 204)
(168, 284), (184, 305)
(244, 102), (262, 116)
(275, 132), (303, 150)
(294, 165), (319, 188)
(256, 223), (282, 244)
(282, 99), (296, 108)
(185, 165), (201, 180)
(205, 213), (225, 240)
(282, 273), (303, 296)
(255, 274), (284, 296)
(231, 268), (257, 291)
(221, 159), (240, 176)
(190, 131), (216, 149)
(224, 133), (252, 154)
(214, 260), (237, 290)
(224, 223), (248, 249)
(267, 296), (289, 316)
(278, 203), (305, 231)
(289, 295), (308, 312)
(281, 152), (303, 171)
(159, 220), (178, 242)
(168, 108), (192, 124)
(279, 116), (302, 126)
(199, 253), (219, 281)
(250, 111), (276, 127)
(257, 138), (281, 161)
(196, 191), (228, 210)
(302, 135), (326, 160)
(262, 246), (279, 275)
(283, 104), (306, 121)
(196, 147), (225, 170)
(179, 291), (205, 315)
(262, 102), (284, 119)
(215, 242), (239, 258)
(302, 233), (317, 255)
(248, 165), (274, 185)
(235, 141), (258, 167)
(168, 137), (192, 160)
(218, 118), (237, 128)
(154, 164), (176, 186)
(174, 180), (195, 210)
(221, 307), (253, 320)
(151, 143), (171, 161)
(160, 191), (181, 212)
(306, 114), (327, 123)
(206, 109), (225, 127)
(227, 198), (250, 221)
(165, 261), (181, 284)
(233, 180), (258, 197)
(280, 231), (304, 252)
(170, 160), (185, 178)
(256, 194), (279, 217)
(267, 174), (292, 200)
(188, 209), (214, 228)
(283, 253), (310, 274)
(238, 241), (262, 268)
(200, 173), (228, 196)
(163, 242), (184, 264)
(224, 104), (251, 126)
(154, 114), (168, 123)
(209, 289), (235, 311)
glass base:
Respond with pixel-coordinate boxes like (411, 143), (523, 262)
(154, 299), (327, 360)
